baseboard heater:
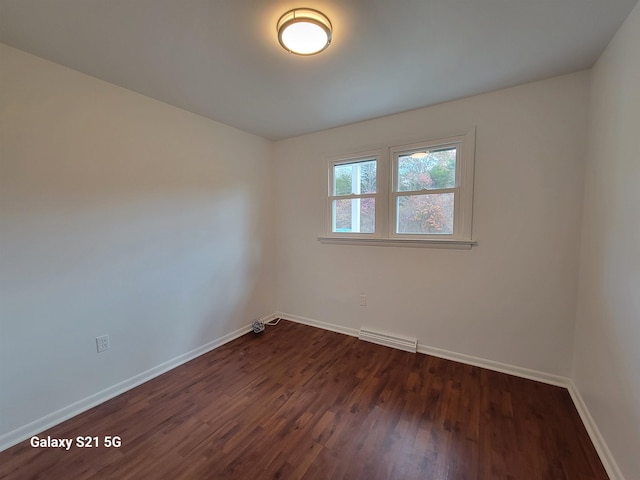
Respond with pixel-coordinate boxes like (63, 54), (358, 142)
(358, 327), (418, 353)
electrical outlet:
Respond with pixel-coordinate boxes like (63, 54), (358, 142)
(360, 294), (367, 306)
(96, 335), (110, 353)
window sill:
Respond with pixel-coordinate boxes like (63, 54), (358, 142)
(317, 236), (477, 249)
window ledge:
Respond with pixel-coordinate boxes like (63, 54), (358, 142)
(317, 236), (477, 249)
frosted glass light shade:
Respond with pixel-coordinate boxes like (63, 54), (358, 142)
(277, 8), (332, 55)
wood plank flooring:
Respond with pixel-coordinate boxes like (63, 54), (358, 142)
(0, 320), (608, 479)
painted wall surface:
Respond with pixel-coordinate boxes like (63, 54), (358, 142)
(0, 44), (275, 437)
(274, 72), (590, 377)
(573, 2), (640, 478)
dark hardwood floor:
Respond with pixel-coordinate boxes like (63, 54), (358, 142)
(0, 320), (607, 479)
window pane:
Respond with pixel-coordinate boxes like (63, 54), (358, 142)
(397, 147), (456, 192)
(333, 160), (377, 196)
(333, 198), (375, 233)
(396, 193), (454, 234)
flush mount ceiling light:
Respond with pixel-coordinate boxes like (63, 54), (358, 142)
(277, 8), (332, 55)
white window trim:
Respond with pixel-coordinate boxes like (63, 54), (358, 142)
(320, 128), (476, 249)
(316, 236), (477, 249)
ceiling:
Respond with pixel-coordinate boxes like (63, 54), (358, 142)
(0, 0), (637, 140)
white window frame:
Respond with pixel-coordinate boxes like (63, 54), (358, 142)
(320, 128), (476, 249)
(327, 150), (386, 238)
(390, 133), (474, 241)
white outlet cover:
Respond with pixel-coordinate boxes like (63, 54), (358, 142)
(96, 335), (110, 353)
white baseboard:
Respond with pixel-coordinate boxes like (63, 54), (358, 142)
(277, 311), (566, 385)
(567, 381), (625, 480)
(416, 343), (569, 387)
(275, 311), (359, 338)
(276, 311), (623, 479)
(0, 316), (275, 453)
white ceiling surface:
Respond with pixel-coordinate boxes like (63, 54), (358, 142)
(0, 0), (637, 140)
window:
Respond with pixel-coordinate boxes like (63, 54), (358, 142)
(322, 129), (476, 247)
(328, 153), (380, 234)
(393, 146), (457, 235)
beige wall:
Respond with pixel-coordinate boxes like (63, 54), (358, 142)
(573, 1), (640, 478)
(0, 44), (275, 439)
(273, 71), (590, 377)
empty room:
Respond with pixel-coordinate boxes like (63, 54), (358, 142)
(1, 1), (639, 479)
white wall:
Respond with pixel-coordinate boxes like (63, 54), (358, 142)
(274, 72), (590, 377)
(573, 1), (640, 478)
(0, 44), (275, 440)
(5, 17), (638, 472)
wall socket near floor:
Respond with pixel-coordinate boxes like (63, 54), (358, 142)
(360, 294), (367, 306)
(96, 335), (110, 353)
